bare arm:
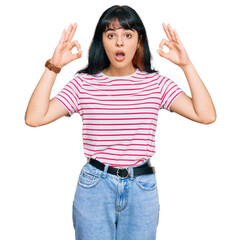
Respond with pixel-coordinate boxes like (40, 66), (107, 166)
(170, 62), (216, 124)
(25, 67), (68, 127)
(157, 23), (216, 124)
(25, 23), (82, 127)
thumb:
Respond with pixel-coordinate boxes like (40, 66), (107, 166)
(72, 50), (83, 60)
(157, 48), (169, 59)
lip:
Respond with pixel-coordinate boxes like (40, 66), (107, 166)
(114, 50), (126, 56)
(114, 50), (126, 62)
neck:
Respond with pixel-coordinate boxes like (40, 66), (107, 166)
(102, 65), (137, 77)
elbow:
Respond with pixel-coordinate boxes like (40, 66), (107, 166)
(25, 118), (38, 127)
(25, 116), (41, 127)
(197, 108), (217, 125)
(201, 115), (217, 125)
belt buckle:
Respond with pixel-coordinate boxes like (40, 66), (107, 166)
(116, 167), (130, 179)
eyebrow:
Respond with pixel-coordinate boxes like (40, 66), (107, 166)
(104, 28), (134, 32)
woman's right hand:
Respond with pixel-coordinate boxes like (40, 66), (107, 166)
(51, 23), (82, 68)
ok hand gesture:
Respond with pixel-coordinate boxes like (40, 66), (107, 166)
(51, 23), (83, 68)
(157, 23), (191, 69)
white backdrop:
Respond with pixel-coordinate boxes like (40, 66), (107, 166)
(1, 0), (240, 239)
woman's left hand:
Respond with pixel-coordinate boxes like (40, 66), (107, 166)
(157, 23), (191, 69)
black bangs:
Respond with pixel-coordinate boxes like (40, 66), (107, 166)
(102, 17), (132, 32)
(101, 6), (143, 33)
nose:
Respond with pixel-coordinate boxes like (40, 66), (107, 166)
(116, 35), (124, 47)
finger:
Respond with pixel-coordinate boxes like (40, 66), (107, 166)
(156, 48), (169, 59)
(59, 29), (66, 44)
(158, 39), (172, 50)
(167, 24), (175, 41)
(65, 23), (73, 42)
(70, 40), (81, 51)
(75, 40), (81, 51)
(72, 50), (83, 60)
(173, 29), (182, 44)
(162, 23), (172, 41)
(157, 39), (171, 59)
(70, 40), (82, 58)
(68, 22), (77, 42)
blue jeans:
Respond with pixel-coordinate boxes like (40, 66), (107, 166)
(72, 159), (160, 240)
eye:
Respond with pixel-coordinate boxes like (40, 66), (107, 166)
(107, 33), (115, 39)
(106, 33), (132, 39)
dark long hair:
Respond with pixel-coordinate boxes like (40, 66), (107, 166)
(75, 5), (157, 75)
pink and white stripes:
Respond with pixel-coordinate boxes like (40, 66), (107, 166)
(54, 68), (184, 167)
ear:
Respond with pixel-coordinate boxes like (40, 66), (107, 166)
(138, 34), (142, 42)
(137, 35), (142, 47)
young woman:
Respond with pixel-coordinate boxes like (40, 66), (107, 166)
(25, 5), (216, 240)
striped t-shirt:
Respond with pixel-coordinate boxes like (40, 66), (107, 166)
(54, 68), (184, 168)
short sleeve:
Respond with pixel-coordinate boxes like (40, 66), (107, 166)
(158, 74), (185, 111)
(54, 76), (82, 117)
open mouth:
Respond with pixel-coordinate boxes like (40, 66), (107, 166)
(114, 51), (125, 61)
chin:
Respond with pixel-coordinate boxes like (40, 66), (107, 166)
(112, 61), (132, 68)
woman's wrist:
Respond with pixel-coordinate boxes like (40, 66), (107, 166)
(45, 59), (62, 73)
(49, 59), (61, 67)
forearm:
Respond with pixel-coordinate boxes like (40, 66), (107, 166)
(181, 61), (216, 122)
(25, 66), (57, 125)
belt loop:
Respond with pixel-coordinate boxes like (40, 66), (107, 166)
(129, 166), (135, 180)
(102, 163), (110, 179)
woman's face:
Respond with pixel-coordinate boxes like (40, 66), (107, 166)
(102, 21), (139, 70)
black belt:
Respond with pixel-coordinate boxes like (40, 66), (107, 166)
(88, 158), (155, 179)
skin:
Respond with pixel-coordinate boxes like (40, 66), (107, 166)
(25, 22), (216, 127)
(51, 23), (82, 68)
(102, 20), (140, 77)
(157, 23), (216, 124)
(25, 23), (81, 127)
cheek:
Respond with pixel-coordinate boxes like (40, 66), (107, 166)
(127, 38), (138, 51)
(126, 44), (138, 57)
(102, 40), (114, 56)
